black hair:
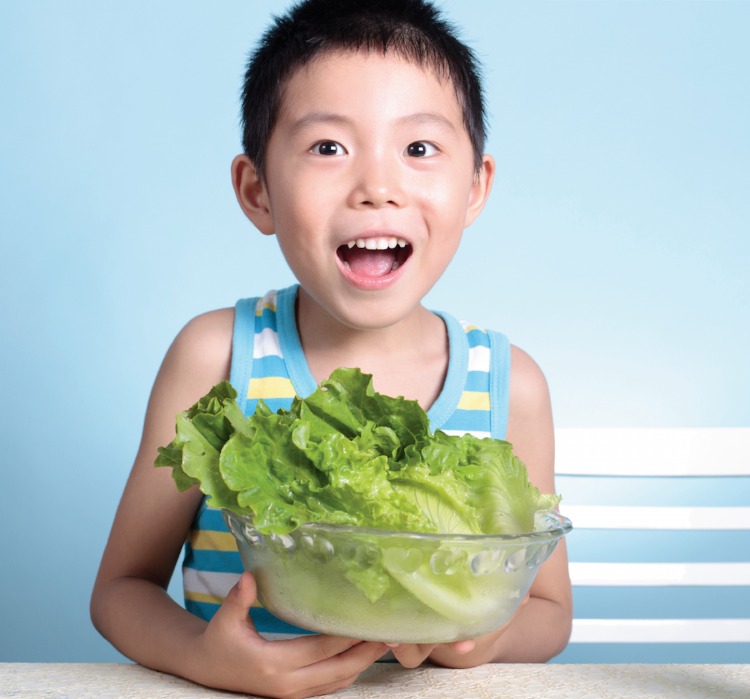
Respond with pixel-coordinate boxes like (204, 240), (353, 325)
(241, 0), (487, 179)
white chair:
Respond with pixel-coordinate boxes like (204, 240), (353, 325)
(552, 427), (750, 663)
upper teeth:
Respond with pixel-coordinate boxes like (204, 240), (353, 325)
(346, 237), (408, 250)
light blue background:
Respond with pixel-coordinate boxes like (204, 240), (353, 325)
(1, 0), (748, 662)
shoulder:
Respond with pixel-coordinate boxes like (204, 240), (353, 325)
(157, 307), (235, 401)
(509, 344), (551, 412)
(135, 307), (237, 489)
(506, 344), (555, 488)
(171, 307), (235, 358)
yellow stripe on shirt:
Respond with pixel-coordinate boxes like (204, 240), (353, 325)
(184, 590), (264, 608)
(189, 529), (238, 552)
(457, 391), (491, 412)
(247, 376), (297, 400)
(183, 590), (228, 606)
(256, 299), (276, 314)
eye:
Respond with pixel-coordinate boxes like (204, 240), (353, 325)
(405, 141), (438, 158)
(311, 140), (347, 156)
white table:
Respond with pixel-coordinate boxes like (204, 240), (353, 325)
(1, 663), (749, 698)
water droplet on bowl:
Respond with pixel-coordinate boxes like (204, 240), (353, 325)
(430, 547), (466, 575)
(338, 539), (380, 567)
(525, 543), (550, 569)
(470, 549), (503, 575)
(383, 547), (423, 573)
(504, 548), (526, 572)
(242, 523), (262, 545)
(300, 532), (335, 562)
(268, 532), (295, 553)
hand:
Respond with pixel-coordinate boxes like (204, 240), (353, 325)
(385, 639), (475, 668)
(188, 572), (389, 698)
(386, 593), (531, 669)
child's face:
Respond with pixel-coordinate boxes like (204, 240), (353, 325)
(237, 49), (494, 331)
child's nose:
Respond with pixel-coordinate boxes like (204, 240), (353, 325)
(348, 151), (406, 209)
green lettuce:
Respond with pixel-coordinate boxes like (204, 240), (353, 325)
(157, 367), (559, 536)
(156, 367), (562, 628)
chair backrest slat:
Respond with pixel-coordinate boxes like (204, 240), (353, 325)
(556, 427), (750, 476)
(553, 427), (750, 664)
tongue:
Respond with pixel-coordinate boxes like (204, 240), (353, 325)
(343, 247), (397, 277)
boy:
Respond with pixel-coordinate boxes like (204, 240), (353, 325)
(91, 1), (572, 697)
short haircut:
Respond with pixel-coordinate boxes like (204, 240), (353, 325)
(241, 0), (487, 179)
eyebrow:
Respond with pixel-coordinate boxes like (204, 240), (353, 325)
(397, 112), (458, 133)
(287, 111), (458, 136)
(288, 112), (352, 137)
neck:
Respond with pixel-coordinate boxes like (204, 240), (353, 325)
(295, 287), (449, 408)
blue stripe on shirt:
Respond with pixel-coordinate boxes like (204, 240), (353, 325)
(253, 355), (289, 379)
(251, 607), (316, 635)
(465, 327), (490, 347)
(440, 409), (492, 434)
(193, 506), (227, 530)
(464, 370), (490, 392)
(255, 306), (279, 331)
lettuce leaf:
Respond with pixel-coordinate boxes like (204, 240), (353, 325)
(154, 381), (253, 512)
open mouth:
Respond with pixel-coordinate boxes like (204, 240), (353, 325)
(336, 237), (412, 278)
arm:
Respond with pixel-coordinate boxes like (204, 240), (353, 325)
(90, 309), (387, 697)
(391, 345), (572, 668)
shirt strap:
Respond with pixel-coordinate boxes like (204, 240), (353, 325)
(488, 330), (511, 440)
(230, 297), (258, 416)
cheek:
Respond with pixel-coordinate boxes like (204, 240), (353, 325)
(270, 164), (340, 216)
(424, 181), (474, 227)
(421, 166), (474, 203)
(267, 184), (315, 230)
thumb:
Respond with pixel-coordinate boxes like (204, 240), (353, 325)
(220, 571), (259, 625)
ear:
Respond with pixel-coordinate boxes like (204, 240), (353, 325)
(464, 154), (495, 228)
(231, 154), (275, 235)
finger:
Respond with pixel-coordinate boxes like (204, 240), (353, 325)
(281, 632), (380, 667)
(295, 640), (389, 693)
(451, 639), (476, 654)
(390, 643), (435, 669)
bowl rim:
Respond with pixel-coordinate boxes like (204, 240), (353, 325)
(223, 509), (573, 543)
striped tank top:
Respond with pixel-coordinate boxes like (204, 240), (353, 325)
(182, 285), (512, 635)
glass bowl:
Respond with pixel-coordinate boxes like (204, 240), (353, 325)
(222, 509), (572, 644)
